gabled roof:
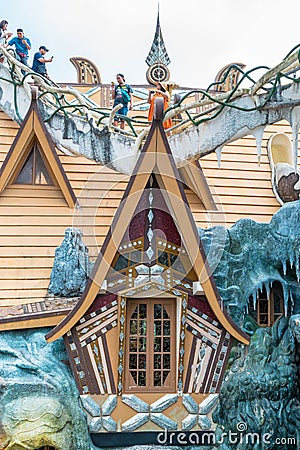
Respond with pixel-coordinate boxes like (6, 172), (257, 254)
(0, 97), (76, 208)
(46, 98), (249, 345)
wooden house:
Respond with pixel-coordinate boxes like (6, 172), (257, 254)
(0, 13), (298, 447)
(0, 85), (296, 443)
(44, 99), (249, 444)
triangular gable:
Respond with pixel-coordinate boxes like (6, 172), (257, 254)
(46, 99), (249, 345)
(0, 100), (76, 208)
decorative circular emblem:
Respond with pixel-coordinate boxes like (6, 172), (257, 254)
(146, 63), (170, 84)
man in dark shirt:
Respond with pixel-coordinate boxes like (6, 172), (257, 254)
(8, 29), (31, 73)
(32, 46), (53, 78)
(112, 73), (133, 130)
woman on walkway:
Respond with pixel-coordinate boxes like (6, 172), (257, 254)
(148, 82), (172, 130)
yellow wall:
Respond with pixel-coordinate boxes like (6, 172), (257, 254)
(0, 109), (298, 307)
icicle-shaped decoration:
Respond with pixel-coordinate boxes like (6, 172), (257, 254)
(252, 126), (265, 165)
(215, 147), (223, 169)
(290, 106), (300, 169)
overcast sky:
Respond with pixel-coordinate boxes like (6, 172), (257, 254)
(3, 0), (300, 87)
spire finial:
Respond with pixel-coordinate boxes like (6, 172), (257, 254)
(145, 7), (171, 68)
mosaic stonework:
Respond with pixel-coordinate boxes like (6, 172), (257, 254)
(80, 395), (117, 432)
(182, 394), (219, 430)
(122, 394), (178, 431)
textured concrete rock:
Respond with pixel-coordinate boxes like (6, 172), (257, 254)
(213, 317), (300, 449)
(0, 328), (90, 449)
(290, 314), (300, 343)
(199, 200), (300, 325)
(48, 227), (91, 297)
(0, 396), (73, 450)
(0, 63), (31, 123)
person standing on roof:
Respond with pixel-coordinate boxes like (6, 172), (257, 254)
(112, 73), (133, 130)
(148, 82), (172, 130)
(0, 20), (12, 45)
(32, 46), (53, 78)
(8, 28), (31, 73)
(0, 19), (12, 64)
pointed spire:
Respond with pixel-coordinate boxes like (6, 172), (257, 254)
(146, 6), (171, 67)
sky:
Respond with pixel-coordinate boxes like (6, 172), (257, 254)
(3, 0), (300, 88)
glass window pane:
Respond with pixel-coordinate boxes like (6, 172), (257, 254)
(138, 371), (146, 386)
(154, 371), (161, 386)
(130, 337), (137, 352)
(259, 315), (268, 325)
(260, 301), (268, 313)
(169, 253), (178, 265)
(139, 304), (147, 319)
(34, 148), (52, 185)
(163, 354), (170, 369)
(163, 371), (169, 383)
(129, 354), (137, 369)
(273, 292), (282, 314)
(163, 337), (170, 352)
(114, 254), (129, 271)
(154, 354), (161, 369)
(158, 251), (169, 267)
(126, 299), (175, 391)
(139, 338), (146, 352)
(154, 304), (162, 319)
(154, 337), (161, 352)
(131, 306), (138, 319)
(139, 320), (147, 335)
(163, 307), (169, 319)
(130, 320), (137, 334)
(154, 321), (161, 336)
(130, 371), (137, 383)
(130, 250), (141, 264)
(138, 354), (146, 369)
(15, 150), (34, 184)
(163, 321), (170, 335)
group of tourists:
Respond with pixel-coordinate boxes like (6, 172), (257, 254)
(0, 20), (173, 130)
(0, 19), (53, 78)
